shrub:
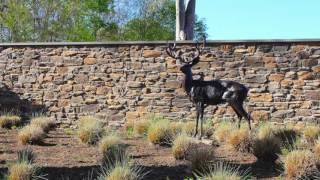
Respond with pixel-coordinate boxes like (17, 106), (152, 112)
(0, 115), (21, 128)
(187, 146), (214, 172)
(183, 121), (195, 136)
(274, 127), (299, 147)
(98, 150), (146, 180)
(170, 122), (184, 136)
(214, 121), (234, 143)
(99, 134), (122, 154)
(17, 148), (35, 164)
(8, 162), (35, 180)
(133, 119), (150, 137)
(284, 150), (319, 179)
(78, 116), (104, 144)
(252, 124), (281, 162)
(147, 118), (174, 145)
(314, 140), (320, 161)
(202, 120), (214, 138)
(194, 162), (251, 180)
(172, 134), (196, 160)
(18, 125), (45, 145)
(226, 128), (252, 152)
(303, 126), (320, 143)
(30, 116), (55, 132)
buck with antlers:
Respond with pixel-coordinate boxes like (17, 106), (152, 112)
(166, 42), (253, 139)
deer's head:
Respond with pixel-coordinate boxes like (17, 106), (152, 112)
(166, 43), (202, 74)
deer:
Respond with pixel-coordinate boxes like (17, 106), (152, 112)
(166, 42), (253, 139)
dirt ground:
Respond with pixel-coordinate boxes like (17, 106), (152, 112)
(0, 128), (281, 180)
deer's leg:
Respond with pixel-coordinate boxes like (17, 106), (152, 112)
(199, 103), (205, 140)
(194, 103), (201, 137)
(229, 102), (243, 129)
(232, 102), (252, 130)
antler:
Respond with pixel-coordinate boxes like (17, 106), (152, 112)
(166, 43), (179, 59)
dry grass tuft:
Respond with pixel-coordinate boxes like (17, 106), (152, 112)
(99, 134), (122, 154)
(133, 119), (150, 137)
(303, 126), (320, 143)
(18, 125), (45, 145)
(202, 120), (214, 138)
(183, 121), (195, 136)
(98, 149), (146, 180)
(8, 162), (35, 180)
(195, 162), (251, 180)
(147, 118), (174, 145)
(78, 116), (104, 144)
(170, 122), (184, 136)
(172, 134), (196, 160)
(214, 121), (234, 143)
(226, 127), (252, 152)
(252, 123), (281, 162)
(314, 140), (320, 161)
(0, 115), (21, 128)
(187, 146), (214, 172)
(30, 116), (55, 132)
(284, 150), (319, 179)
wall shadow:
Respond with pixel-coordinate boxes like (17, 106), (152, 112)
(0, 83), (46, 121)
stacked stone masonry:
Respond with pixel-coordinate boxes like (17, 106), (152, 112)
(0, 41), (319, 127)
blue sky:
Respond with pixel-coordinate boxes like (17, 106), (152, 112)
(196, 0), (320, 40)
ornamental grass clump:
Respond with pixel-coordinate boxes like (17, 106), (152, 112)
(0, 114), (21, 128)
(283, 150), (319, 179)
(147, 118), (174, 145)
(303, 126), (320, 144)
(226, 127), (252, 153)
(78, 116), (104, 145)
(172, 134), (196, 160)
(99, 134), (122, 153)
(183, 121), (195, 136)
(214, 121), (234, 143)
(8, 149), (41, 180)
(30, 116), (55, 132)
(98, 149), (146, 180)
(18, 125), (45, 145)
(194, 162), (251, 180)
(133, 119), (150, 137)
(252, 123), (281, 162)
(187, 146), (214, 172)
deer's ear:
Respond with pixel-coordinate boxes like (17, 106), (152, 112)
(191, 57), (200, 66)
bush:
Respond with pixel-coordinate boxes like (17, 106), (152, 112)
(284, 150), (319, 179)
(147, 118), (174, 145)
(99, 134), (122, 154)
(194, 162), (251, 180)
(202, 120), (214, 138)
(133, 119), (150, 137)
(30, 116), (55, 132)
(214, 121), (234, 143)
(17, 148), (35, 164)
(172, 134), (196, 160)
(98, 150), (146, 180)
(187, 146), (214, 172)
(78, 116), (104, 144)
(313, 140), (320, 161)
(8, 162), (35, 180)
(18, 125), (45, 145)
(8, 149), (38, 180)
(303, 126), (320, 143)
(252, 124), (281, 162)
(183, 121), (195, 136)
(170, 122), (184, 136)
(226, 128), (252, 152)
(0, 115), (21, 128)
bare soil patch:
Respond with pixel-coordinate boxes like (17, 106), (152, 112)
(0, 128), (280, 179)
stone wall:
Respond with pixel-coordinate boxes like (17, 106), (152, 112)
(0, 41), (319, 127)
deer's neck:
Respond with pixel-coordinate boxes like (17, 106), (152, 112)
(184, 69), (193, 95)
